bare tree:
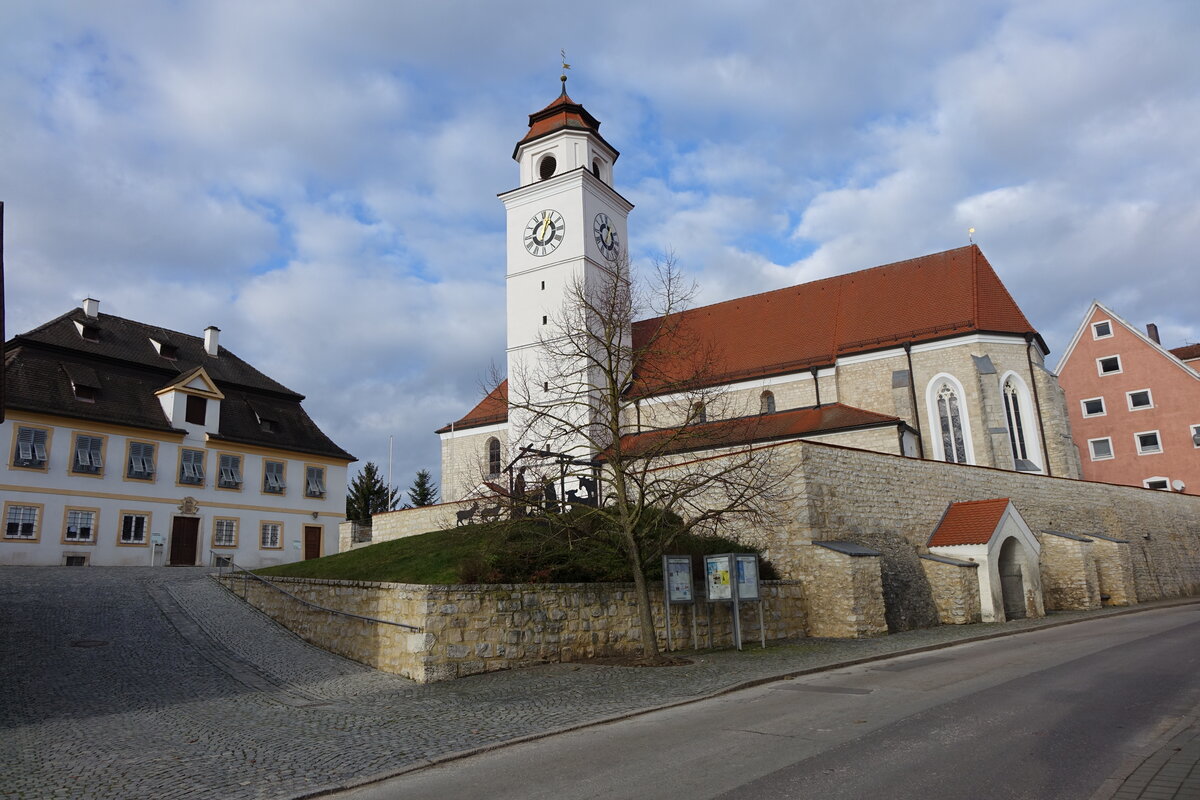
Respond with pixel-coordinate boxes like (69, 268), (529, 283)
(505, 253), (793, 662)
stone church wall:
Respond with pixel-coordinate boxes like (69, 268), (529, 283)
(440, 427), (507, 503)
(762, 439), (1200, 631)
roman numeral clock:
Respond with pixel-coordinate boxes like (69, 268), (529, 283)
(524, 209), (565, 257)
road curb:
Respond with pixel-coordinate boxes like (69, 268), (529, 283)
(298, 596), (1200, 799)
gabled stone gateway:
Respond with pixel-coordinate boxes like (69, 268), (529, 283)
(927, 499), (1045, 622)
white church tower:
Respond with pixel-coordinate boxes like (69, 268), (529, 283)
(499, 77), (634, 459)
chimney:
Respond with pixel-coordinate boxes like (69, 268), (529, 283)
(204, 326), (220, 357)
(82, 298), (100, 319)
(1146, 323), (1160, 344)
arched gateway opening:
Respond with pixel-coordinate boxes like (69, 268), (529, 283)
(998, 537), (1028, 620)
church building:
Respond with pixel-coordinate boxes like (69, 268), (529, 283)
(437, 84), (1081, 502)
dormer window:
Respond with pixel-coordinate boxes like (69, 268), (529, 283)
(185, 395), (207, 425)
(159, 343), (178, 360)
(74, 320), (101, 342)
(63, 364), (101, 403)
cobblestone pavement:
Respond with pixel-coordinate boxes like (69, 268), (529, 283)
(1, 566), (1196, 800)
(1102, 715), (1200, 800)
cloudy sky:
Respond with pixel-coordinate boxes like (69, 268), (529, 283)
(3, 0), (1197, 495)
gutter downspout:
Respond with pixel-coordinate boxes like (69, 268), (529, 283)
(1025, 333), (1052, 476)
(904, 343), (925, 458)
(810, 367), (821, 407)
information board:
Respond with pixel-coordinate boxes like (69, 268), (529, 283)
(736, 554), (760, 600)
(664, 556), (694, 603)
(705, 554), (732, 601)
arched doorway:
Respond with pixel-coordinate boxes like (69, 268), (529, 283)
(998, 537), (1027, 620)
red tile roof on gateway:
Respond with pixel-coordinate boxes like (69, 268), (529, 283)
(611, 403), (902, 459)
(927, 498), (1011, 547)
(442, 246), (1040, 432)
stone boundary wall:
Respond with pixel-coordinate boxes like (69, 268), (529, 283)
(215, 575), (433, 680)
(1039, 533), (1102, 612)
(215, 575), (807, 683)
(919, 556), (981, 625)
(794, 546), (887, 637)
(349, 499), (484, 550)
(770, 440), (1200, 631)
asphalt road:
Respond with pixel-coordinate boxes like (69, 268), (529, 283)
(336, 605), (1200, 800)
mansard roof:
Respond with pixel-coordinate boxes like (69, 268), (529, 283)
(513, 87), (619, 160)
(5, 308), (354, 461)
(631, 245), (1041, 395)
(927, 498), (1011, 547)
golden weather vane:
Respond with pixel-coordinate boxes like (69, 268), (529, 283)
(561, 49), (571, 86)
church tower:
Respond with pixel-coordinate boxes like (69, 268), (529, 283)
(500, 79), (634, 458)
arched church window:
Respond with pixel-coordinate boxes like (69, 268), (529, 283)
(486, 437), (501, 478)
(539, 155), (557, 180)
(692, 402), (707, 424)
(760, 391), (775, 415)
(935, 382), (969, 463)
(1002, 377), (1029, 462)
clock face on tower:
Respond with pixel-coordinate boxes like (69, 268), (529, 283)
(524, 209), (565, 256)
(593, 212), (620, 260)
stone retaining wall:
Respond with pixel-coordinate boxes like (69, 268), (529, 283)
(769, 440), (1200, 631)
(216, 575), (808, 683)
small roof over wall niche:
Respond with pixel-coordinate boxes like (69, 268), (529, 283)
(812, 540), (881, 557)
(927, 498), (1012, 547)
(1042, 530), (1094, 543)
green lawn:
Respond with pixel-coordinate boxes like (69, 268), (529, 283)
(256, 513), (776, 585)
(256, 525), (492, 584)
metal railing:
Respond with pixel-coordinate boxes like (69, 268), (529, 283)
(211, 552), (423, 632)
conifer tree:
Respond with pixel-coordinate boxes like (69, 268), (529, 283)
(345, 462), (398, 521)
(407, 469), (439, 507)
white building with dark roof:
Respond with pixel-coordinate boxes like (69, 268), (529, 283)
(2, 299), (354, 568)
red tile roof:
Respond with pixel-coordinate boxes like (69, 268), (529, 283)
(927, 498), (1011, 547)
(442, 246), (1040, 431)
(1170, 343), (1200, 362)
(513, 89), (618, 160)
(611, 403), (901, 459)
(436, 380), (508, 433)
(631, 245), (1040, 395)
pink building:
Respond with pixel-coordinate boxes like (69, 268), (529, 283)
(1057, 302), (1200, 495)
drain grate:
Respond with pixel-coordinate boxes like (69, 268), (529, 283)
(70, 640), (109, 648)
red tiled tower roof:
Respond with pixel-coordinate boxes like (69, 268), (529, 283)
(512, 88), (618, 161)
(927, 498), (1011, 547)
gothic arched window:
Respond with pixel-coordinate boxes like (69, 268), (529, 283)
(1002, 377), (1029, 462)
(486, 437), (501, 478)
(934, 381), (969, 464)
(760, 391), (776, 415)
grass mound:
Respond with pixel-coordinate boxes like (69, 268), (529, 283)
(257, 508), (776, 585)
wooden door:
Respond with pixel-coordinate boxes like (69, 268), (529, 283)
(303, 526), (322, 560)
(169, 517), (200, 566)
